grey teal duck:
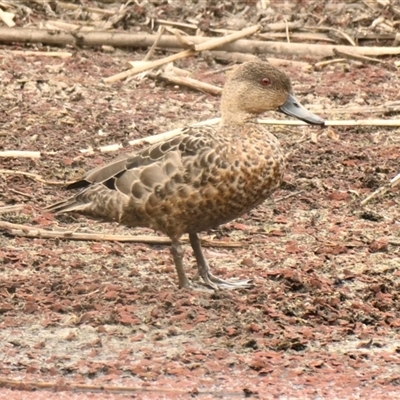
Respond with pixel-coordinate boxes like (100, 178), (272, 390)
(47, 61), (324, 290)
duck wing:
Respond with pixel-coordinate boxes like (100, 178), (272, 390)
(45, 128), (216, 217)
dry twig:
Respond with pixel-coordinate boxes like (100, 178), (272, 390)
(193, 25), (260, 52)
(0, 150), (41, 158)
(0, 378), (239, 396)
(143, 26), (165, 62)
(313, 102), (400, 115)
(104, 49), (195, 83)
(44, 20), (94, 32)
(79, 118), (400, 154)
(0, 204), (25, 214)
(259, 32), (336, 43)
(104, 25), (260, 83)
(0, 169), (69, 186)
(210, 51), (311, 70)
(148, 71), (222, 95)
(314, 58), (346, 68)
(360, 172), (400, 206)
(6, 50), (72, 58)
(333, 48), (385, 64)
(0, 221), (242, 248)
(2, 28), (400, 58)
(55, 1), (115, 15)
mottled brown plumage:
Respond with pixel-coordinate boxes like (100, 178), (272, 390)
(47, 61), (324, 290)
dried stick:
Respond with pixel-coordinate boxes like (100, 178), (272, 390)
(44, 20), (95, 32)
(143, 26), (165, 61)
(210, 51), (311, 70)
(274, 191), (304, 203)
(0, 204), (25, 214)
(304, 25), (356, 46)
(284, 18), (290, 43)
(104, 49), (195, 83)
(0, 8), (15, 27)
(333, 48), (385, 64)
(0, 378), (238, 396)
(79, 119), (221, 154)
(0, 169), (69, 186)
(0, 221), (242, 248)
(193, 24), (259, 51)
(360, 172), (400, 206)
(264, 20), (304, 31)
(2, 28), (400, 58)
(79, 118), (400, 154)
(148, 72), (222, 95)
(259, 32), (336, 43)
(313, 102), (400, 115)
(6, 50), (72, 58)
(56, 1), (115, 15)
(155, 19), (197, 30)
(104, 25), (259, 83)
(330, 28), (356, 46)
(310, 119), (400, 127)
(314, 58), (346, 68)
(0, 150), (40, 158)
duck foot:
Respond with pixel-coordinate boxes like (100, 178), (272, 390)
(196, 271), (254, 290)
(189, 232), (254, 291)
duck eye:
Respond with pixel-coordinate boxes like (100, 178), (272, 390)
(261, 77), (271, 86)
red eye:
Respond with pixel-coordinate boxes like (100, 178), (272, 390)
(261, 78), (270, 86)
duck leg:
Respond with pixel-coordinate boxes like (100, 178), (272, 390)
(171, 240), (191, 288)
(189, 233), (254, 290)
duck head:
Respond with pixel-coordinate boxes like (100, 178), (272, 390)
(221, 61), (324, 126)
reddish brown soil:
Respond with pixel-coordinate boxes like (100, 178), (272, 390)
(1, 1), (400, 399)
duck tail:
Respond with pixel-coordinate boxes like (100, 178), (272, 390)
(44, 197), (86, 214)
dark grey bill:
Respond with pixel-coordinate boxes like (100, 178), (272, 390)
(279, 93), (325, 126)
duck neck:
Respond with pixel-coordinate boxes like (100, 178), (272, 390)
(220, 111), (257, 125)
(220, 100), (257, 125)
(220, 88), (258, 125)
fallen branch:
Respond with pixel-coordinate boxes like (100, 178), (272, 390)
(0, 169), (70, 186)
(210, 51), (311, 70)
(79, 118), (400, 154)
(0, 378), (239, 397)
(0, 150), (40, 158)
(148, 71), (222, 95)
(0, 8), (15, 27)
(333, 48), (385, 65)
(304, 25), (356, 46)
(55, 1), (115, 15)
(274, 191), (304, 203)
(5, 50), (72, 58)
(314, 58), (346, 69)
(313, 102), (400, 115)
(0, 220), (242, 248)
(104, 49), (195, 83)
(143, 26), (165, 62)
(259, 31), (336, 43)
(104, 25), (260, 82)
(9, 188), (33, 199)
(44, 20), (95, 32)
(155, 19), (197, 31)
(306, 119), (400, 127)
(1, 28), (400, 58)
(0, 204), (25, 214)
(193, 24), (260, 52)
(360, 172), (400, 206)
(80, 125), (192, 154)
(264, 19), (304, 32)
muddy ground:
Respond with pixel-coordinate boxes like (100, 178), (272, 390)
(0, 1), (400, 399)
